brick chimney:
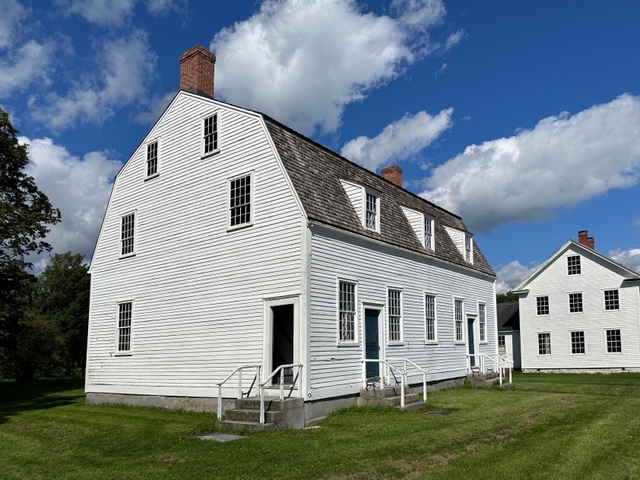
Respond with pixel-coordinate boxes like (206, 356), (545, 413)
(578, 230), (595, 249)
(381, 165), (402, 187)
(179, 45), (216, 98)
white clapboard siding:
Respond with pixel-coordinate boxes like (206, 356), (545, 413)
(519, 244), (640, 370)
(307, 226), (496, 400)
(86, 92), (305, 398)
(444, 226), (465, 258)
(340, 179), (364, 225)
(400, 206), (424, 246)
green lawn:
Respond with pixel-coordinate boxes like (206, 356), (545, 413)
(2, 373), (640, 479)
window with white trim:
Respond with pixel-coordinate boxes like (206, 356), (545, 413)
(567, 255), (581, 275)
(464, 235), (473, 263)
(338, 281), (356, 342)
(604, 290), (619, 310)
(365, 191), (379, 231)
(424, 215), (434, 250)
(538, 333), (551, 355)
(229, 173), (252, 228)
(606, 329), (621, 353)
(388, 289), (402, 342)
(117, 302), (132, 353)
(537, 296), (549, 316)
(498, 335), (506, 356)
(454, 299), (464, 342)
(425, 294), (436, 342)
(203, 113), (218, 155)
(569, 293), (583, 313)
(121, 213), (135, 256)
(479, 303), (486, 342)
(571, 331), (585, 354)
(146, 140), (158, 177)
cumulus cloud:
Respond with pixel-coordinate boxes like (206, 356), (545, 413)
(495, 260), (535, 293)
(422, 95), (640, 233)
(211, 0), (450, 135)
(609, 249), (640, 274)
(134, 91), (175, 125)
(341, 109), (453, 171)
(20, 136), (122, 265)
(0, 0), (29, 49)
(0, 40), (58, 98)
(30, 30), (157, 129)
(56, 0), (136, 27)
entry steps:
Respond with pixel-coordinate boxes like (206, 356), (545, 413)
(358, 385), (423, 410)
(467, 370), (512, 389)
(218, 397), (304, 431)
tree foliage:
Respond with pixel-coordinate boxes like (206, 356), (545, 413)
(496, 291), (519, 303)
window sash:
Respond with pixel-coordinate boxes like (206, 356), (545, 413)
(538, 333), (551, 355)
(121, 213), (135, 255)
(498, 335), (506, 355)
(230, 175), (251, 227)
(479, 303), (486, 342)
(569, 293), (583, 313)
(425, 295), (436, 341)
(424, 217), (433, 249)
(604, 290), (619, 310)
(146, 141), (158, 177)
(571, 331), (585, 354)
(118, 302), (132, 352)
(339, 282), (356, 342)
(567, 255), (581, 275)
(454, 299), (464, 342)
(388, 289), (402, 342)
(465, 236), (472, 262)
(536, 296), (549, 315)
(365, 192), (377, 230)
(606, 329), (621, 353)
(204, 114), (218, 154)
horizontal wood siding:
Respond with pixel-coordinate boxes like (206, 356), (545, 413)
(444, 226), (465, 258)
(400, 206), (423, 245)
(340, 179), (364, 225)
(87, 93), (303, 397)
(308, 227), (496, 400)
(520, 245), (640, 370)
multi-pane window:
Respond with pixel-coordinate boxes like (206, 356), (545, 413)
(571, 331), (585, 354)
(117, 302), (132, 352)
(338, 281), (356, 342)
(567, 255), (581, 275)
(229, 174), (251, 227)
(146, 141), (158, 177)
(203, 113), (218, 154)
(365, 192), (378, 230)
(424, 216), (433, 250)
(388, 289), (402, 342)
(121, 213), (135, 256)
(465, 235), (472, 262)
(479, 303), (486, 342)
(538, 333), (551, 355)
(536, 296), (549, 316)
(604, 290), (619, 310)
(498, 335), (506, 356)
(569, 293), (583, 313)
(454, 299), (464, 342)
(425, 294), (436, 341)
(606, 329), (622, 353)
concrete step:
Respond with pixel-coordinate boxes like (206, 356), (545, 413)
(359, 392), (420, 407)
(218, 419), (279, 432)
(224, 408), (285, 424)
(236, 397), (303, 411)
(397, 401), (424, 411)
(359, 386), (408, 399)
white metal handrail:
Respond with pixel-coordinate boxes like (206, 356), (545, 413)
(259, 363), (303, 425)
(467, 354), (514, 387)
(215, 364), (261, 421)
(387, 357), (429, 403)
(363, 359), (406, 408)
(497, 354), (514, 386)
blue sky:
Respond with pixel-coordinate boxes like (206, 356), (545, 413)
(2, 0), (640, 291)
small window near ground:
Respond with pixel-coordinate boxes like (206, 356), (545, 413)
(425, 294), (436, 341)
(338, 281), (356, 342)
(479, 303), (486, 342)
(203, 113), (218, 155)
(538, 333), (551, 355)
(454, 299), (464, 342)
(498, 335), (506, 356)
(567, 255), (581, 275)
(365, 192), (379, 231)
(571, 331), (585, 354)
(604, 290), (619, 310)
(121, 213), (135, 256)
(606, 329), (621, 353)
(569, 293), (583, 313)
(536, 296), (549, 316)
(146, 141), (158, 177)
(117, 302), (132, 352)
(388, 289), (402, 342)
(229, 174), (252, 228)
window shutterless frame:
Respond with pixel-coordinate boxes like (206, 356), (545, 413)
(201, 111), (220, 158)
(120, 211), (137, 258)
(227, 172), (254, 230)
(478, 303), (487, 342)
(454, 298), (464, 343)
(115, 301), (133, 355)
(145, 139), (159, 179)
(424, 215), (434, 250)
(387, 288), (403, 344)
(337, 279), (358, 344)
(424, 293), (437, 342)
(363, 189), (380, 232)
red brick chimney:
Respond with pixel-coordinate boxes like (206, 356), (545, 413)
(381, 165), (402, 187)
(578, 230), (595, 249)
(179, 45), (216, 98)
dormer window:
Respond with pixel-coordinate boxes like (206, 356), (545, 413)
(364, 191), (379, 232)
(465, 235), (473, 263)
(424, 215), (434, 250)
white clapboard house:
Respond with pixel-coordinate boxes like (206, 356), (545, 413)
(85, 46), (498, 427)
(514, 230), (640, 372)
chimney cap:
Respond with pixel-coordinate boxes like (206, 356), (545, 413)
(179, 45), (216, 98)
(179, 44), (216, 63)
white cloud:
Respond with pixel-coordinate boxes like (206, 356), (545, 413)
(30, 30), (157, 129)
(0, 0), (29, 49)
(0, 40), (57, 98)
(495, 260), (535, 294)
(56, 0), (136, 27)
(341, 109), (453, 171)
(20, 136), (122, 264)
(609, 248), (640, 274)
(134, 91), (175, 125)
(211, 0), (449, 135)
(422, 95), (640, 233)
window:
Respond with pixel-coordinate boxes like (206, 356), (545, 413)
(536, 296), (549, 316)
(338, 281), (356, 342)
(464, 235), (473, 262)
(424, 216), (434, 250)
(569, 293), (583, 313)
(498, 335), (506, 356)
(365, 192), (378, 231)
(538, 333), (551, 355)
(388, 289), (402, 342)
(567, 255), (581, 275)
(146, 141), (158, 177)
(571, 331), (585, 354)
(454, 299), (464, 342)
(203, 113), (218, 155)
(229, 174), (252, 228)
(121, 213), (135, 256)
(606, 329), (621, 353)
(479, 303), (486, 342)
(604, 290), (619, 310)
(425, 294), (436, 342)
(117, 302), (132, 352)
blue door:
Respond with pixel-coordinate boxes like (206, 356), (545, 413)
(365, 309), (380, 378)
(467, 318), (476, 367)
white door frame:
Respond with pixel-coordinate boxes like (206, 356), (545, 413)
(262, 295), (300, 383)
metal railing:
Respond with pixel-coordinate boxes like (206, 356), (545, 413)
(216, 364), (261, 421)
(466, 353), (514, 387)
(259, 363), (303, 425)
(497, 354), (514, 386)
(387, 357), (429, 403)
(363, 359), (406, 408)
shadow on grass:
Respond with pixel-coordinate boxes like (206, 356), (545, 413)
(0, 379), (85, 425)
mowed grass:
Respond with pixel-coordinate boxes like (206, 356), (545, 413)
(2, 373), (640, 479)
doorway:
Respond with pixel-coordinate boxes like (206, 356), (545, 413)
(271, 304), (294, 384)
(365, 309), (380, 379)
(467, 317), (476, 367)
